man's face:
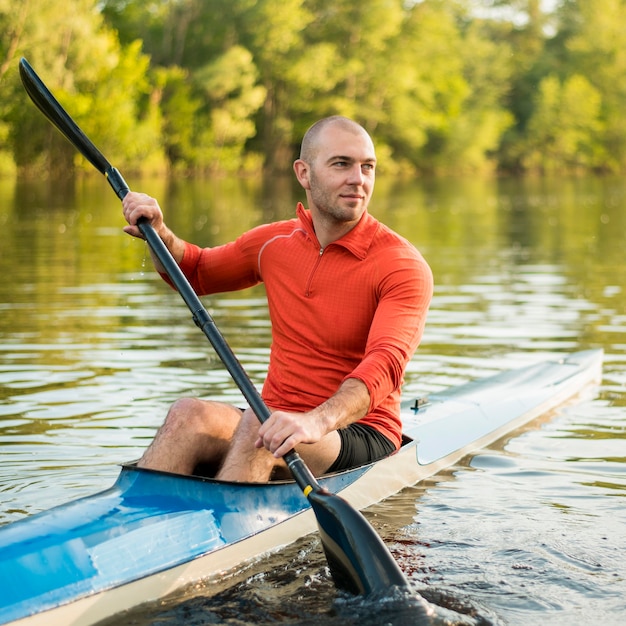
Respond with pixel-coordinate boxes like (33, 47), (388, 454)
(305, 126), (376, 226)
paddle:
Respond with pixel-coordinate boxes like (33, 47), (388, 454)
(19, 57), (411, 595)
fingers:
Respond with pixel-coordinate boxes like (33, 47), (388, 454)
(255, 420), (292, 457)
(121, 192), (163, 237)
(255, 412), (318, 458)
(255, 431), (296, 458)
(122, 224), (143, 239)
(255, 428), (298, 458)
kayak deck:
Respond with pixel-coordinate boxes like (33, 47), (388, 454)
(0, 349), (603, 626)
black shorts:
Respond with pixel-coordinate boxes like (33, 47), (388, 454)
(326, 423), (395, 473)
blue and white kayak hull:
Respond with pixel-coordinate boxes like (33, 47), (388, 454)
(0, 349), (603, 626)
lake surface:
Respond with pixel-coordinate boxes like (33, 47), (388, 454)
(0, 174), (624, 624)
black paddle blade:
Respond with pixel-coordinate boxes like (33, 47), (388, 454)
(308, 489), (410, 595)
(19, 58), (130, 200)
(18, 58), (111, 176)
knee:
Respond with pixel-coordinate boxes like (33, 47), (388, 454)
(165, 398), (242, 440)
(242, 407), (264, 429)
(236, 408), (262, 441)
(165, 397), (208, 432)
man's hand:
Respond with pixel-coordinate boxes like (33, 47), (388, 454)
(255, 409), (329, 459)
(122, 192), (165, 240)
(121, 192), (186, 269)
(256, 378), (371, 459)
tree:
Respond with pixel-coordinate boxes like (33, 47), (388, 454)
(102, 0), (268, 174)
(5, 0), (626, 176)
(238, 0), (315, 174)
(193, 46), (266, 173)
(559, 0), (626, 170)
(2, 0), (161, 178)
(522, 73), (604, 172)
(369, 1), (513, 173)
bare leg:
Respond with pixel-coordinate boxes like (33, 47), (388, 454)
(216, 408), (342, 482)
(216, 408), (278, 482)
(137, 398), (242, 475)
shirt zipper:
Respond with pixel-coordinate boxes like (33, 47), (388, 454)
(305, 247), (324, 297)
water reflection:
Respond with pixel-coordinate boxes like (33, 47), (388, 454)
(0, 174), (625, 623)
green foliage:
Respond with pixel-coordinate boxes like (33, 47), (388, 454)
(194, 46), (266, 173)
(155, 65), (203, 169)
(2, 0), (162, 177)
(3, 0), (626, 176)
(522, 74), (604, 172)
(561, 0), (626, 171)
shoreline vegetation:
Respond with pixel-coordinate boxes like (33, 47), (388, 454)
(1, 1), (625, 180)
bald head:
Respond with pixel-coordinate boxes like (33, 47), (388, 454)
(299, 116), (373, 163)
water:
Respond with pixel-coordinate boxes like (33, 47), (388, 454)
(0, 175), (624, 624)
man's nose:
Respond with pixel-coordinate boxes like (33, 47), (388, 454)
(346, 164), (365, 185)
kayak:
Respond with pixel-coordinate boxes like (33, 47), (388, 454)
(0, 349), (602, 626)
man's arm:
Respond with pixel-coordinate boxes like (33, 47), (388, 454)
(309, 377), (370, 432)
(121, 192), (186, 272)
(255, 378), (370, 458)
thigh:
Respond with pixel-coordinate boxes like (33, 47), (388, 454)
(297, 429), (342, 477)
(267, 429), (342, 480)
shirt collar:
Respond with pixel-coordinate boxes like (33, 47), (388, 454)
(295, 202), (379, 260)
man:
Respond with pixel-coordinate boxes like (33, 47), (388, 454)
(122, 116), (433, 482)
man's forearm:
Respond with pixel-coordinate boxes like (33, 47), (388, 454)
(313, 378), (371, 433)
(149, 225), (187, 273)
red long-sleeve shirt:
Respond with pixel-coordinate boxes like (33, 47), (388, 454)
(171, 203), (433, 449)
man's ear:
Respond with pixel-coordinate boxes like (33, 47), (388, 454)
(293, 159), (311, 190)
